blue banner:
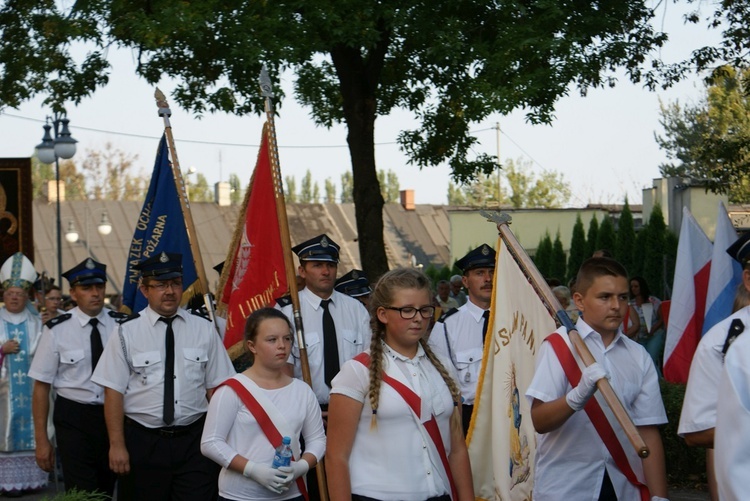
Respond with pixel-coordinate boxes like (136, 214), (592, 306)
(121, 135), (198, 313)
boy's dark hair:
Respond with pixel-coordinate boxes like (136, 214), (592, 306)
(575, 257), (628, 295)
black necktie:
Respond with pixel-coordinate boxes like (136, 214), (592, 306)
(321, 299), (339, 387)
(159, 316), (176, 425)
(89, 318), (103, 374)
(482, 310), (490, 347)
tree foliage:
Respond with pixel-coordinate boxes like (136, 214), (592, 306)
(551, 232), (567, 284)
(324, 178), (336, 203)
(447, 157), (570, 208)
(596, 215), (617, 257)
(586, 215), (599, 258)
(340, 171), (354, 203)
(188, 173), (212, 202)
(655, 66), (750, 203)
(567, 214), (587, 283)
(615, 198), (636, 276)
(284, 176), (297, 203)
(534, 233), (553, 279)
(0, 0), (670, 277)
(228, 173), (242, 205)
(643, 203), (668, 298)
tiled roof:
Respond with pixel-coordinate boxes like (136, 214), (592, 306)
(32, 200), (451, 293)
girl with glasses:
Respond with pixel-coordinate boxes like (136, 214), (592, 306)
(326, 268), (474, 501)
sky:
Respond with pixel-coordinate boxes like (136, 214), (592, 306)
(0, 2), (722, 207)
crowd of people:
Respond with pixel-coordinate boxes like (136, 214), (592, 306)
(3, 228), (750, 500)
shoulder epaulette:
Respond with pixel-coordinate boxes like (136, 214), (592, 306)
(45, 313), (72, 329)
(722, 318), (745, 359)
(107, 310), (130, 324)
(119, 312), (141, 324)
(190, 307), (211, 321)
(276, 295), (292, 308)
(438, 307), (459, 323)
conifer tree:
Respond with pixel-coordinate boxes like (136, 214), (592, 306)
(567, 214), (587, 282)
(551, 232), (567, 284)
(597, 215), (617, 257)
(586, 215), (600, 258)
(615, 198), (636, 275)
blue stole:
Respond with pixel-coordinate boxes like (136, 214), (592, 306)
(5, 321), (34, 451)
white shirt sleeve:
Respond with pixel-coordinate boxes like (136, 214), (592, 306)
(28, 326), (57, 384)
(299, 382), (326, 461)
(330, 358), (370, 403)
(201, 385), (243, 468)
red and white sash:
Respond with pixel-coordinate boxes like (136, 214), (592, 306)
(218, 376), (309, 501)
(545, 332), (650, 501)
(354, 352), (458, 500)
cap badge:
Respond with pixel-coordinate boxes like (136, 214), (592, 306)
(481, 245), (490, 256)
(321, 236), (329, 248)
(352, 270), (359, 279)
(159, 252), (169, 263)
(85, 258), (95, 269)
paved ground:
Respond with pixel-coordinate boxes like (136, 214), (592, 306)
(9, 483), (712, 500)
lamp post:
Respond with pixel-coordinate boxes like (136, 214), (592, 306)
(64, 208), (112, 256)
(36, 114), (77, 284)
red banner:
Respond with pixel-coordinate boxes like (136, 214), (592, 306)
(218, 125), (287, 348)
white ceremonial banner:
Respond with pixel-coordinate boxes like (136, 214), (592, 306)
(467, 238), (556, 501)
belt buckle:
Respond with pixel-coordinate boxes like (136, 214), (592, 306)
(159, 427), (177, 437)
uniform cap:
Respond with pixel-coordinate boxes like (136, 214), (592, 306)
(292, 234), (340, 263)
(455, 244), (496, 273)
(727, 231), (750, 266)
(133, 252), (183, 280)
(334, 269), (372, 298)
(63, 258), (107, 286)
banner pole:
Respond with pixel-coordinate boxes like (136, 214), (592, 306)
(259, 66), (329, 500)
(482, 210), (649, 458)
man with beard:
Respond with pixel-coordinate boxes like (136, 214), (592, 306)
(429, 244), (496, 434)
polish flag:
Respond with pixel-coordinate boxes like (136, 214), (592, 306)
(702, 202), (741, 335)
(664, 207), (713, 383)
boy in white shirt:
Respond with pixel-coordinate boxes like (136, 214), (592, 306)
(526, 257), (668, 500)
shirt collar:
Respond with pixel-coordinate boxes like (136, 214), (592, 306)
(463, 298), (488, 322)
(72, 306), (108, 327)
(300, 287), (335, 310)
(575, 318), (626, 349)
(383, 340), (426, 362)
(144, 306), (187, 326)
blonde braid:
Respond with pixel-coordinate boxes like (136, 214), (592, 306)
(421, 338), (465, 435)
(367, 334), (385, 429)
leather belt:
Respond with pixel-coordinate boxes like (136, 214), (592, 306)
(124, 415), (205, 438)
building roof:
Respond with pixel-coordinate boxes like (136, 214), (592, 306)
(32, 200), (452, 293)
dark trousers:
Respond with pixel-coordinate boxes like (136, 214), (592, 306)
(462, 404), (473, 436)
(117, 415), (220, 501)
(53, 396), (116, 497)
(598, 470), (617, 501)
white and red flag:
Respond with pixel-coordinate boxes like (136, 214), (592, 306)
(217, 123), (288, 349)
(702, 201), (741, 335)
(664, 207), (712, 383)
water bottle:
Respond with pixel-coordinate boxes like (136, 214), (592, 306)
(271, 436), (293, 468)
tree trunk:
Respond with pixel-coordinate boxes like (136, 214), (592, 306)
(331, 36), (390, 280)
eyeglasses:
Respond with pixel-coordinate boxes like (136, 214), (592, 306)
(4, 291), (27, 299)
(384, 306), (435, 319)
(146, 280), (183, 291)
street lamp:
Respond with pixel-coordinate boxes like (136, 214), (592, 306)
(36, 114), (77, 284)
(64, 208), (112, 256)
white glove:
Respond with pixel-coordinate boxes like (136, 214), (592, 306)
(278, 459), (310, 486)
(651, 497), (669, 501)
(243, 461), (289, 494)
(565, 362), (608, 411)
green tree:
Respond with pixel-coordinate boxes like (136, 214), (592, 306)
(447, 157), (570, 208)
(229, 173), (242, 205)
(664, 229), (679, 300)
(324, 178), (336, 203)
(447, 182), (466, 205)
(615, 198), (636, 275)
(534, 233), (553, 279)
(189, 173), (213, 202)
(80, 143), (145, 201)
(567, 214), (587, 283)
(655, 66), (750, 203)
(386, 170), (400, 203)
(632, 227), (648, 278)
(551, 232), (567, 284)
(596, 215), (617, 257)
(31, 156), (55, 199)
(300, 170), (314, 203)
(340, 172), (353, 203)
(285, 176), (297, 203)
(643, 204), (667, 298)
(586, 215), (600, 258)
(0, 1), (668, 278)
